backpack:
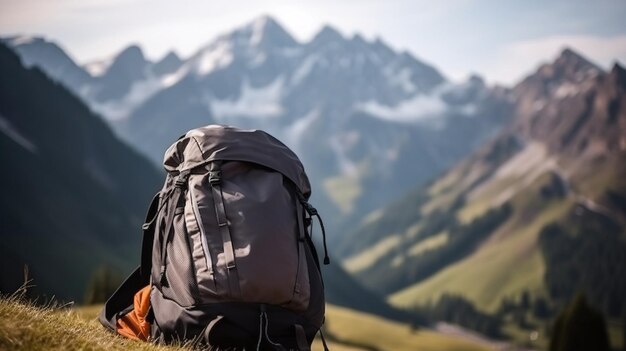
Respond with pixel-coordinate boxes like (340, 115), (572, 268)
(99, 125), (330, 350)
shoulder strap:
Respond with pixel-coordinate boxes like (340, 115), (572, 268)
(208, 161), (241, 299)
(158, 171), (189, 286)
(99, 191), (161, 331)
(141, 192), (162, 279)
(99, 267), (146, 331)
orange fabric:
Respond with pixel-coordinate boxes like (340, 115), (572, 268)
(116, 285), (152, 341)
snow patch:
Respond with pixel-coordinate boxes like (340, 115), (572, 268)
(210, 77), (284, 119)
(160, 65), (189, 88)
(196, 40), (234, 75)
(554, 83), (581, 99)
(329, 136), (358, 176)
(250, 17), (268, 46)
(357, 93), (446, 122)
(291, 55), (318, 85)
(9, 35), (36, 46)
(384, 67), (416, 93)
(285, 109), (318, 150)
(0, 115), (37, 153)
(83, 58), (113, 77)
(90, 74), (173, 120)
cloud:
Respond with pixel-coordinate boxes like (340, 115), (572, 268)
(357, 93), (447, 122)
(486, 34), (626, 85)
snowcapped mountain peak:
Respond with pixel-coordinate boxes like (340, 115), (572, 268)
(111, 44), (148, 67)
(153, 50), (183, 76)
(526, 47), (602, 88)
(232, 15), (297, 50)
(514, 47), (603, 107)
(7, 35), (40, 46)
(554, 47), (602, 76)
(351, 33), (367, 45)
(191, 39), (234, 75)
(311, 25), (344, 46)
(158, 50), (181, 64)
(3, 35), (92, 91)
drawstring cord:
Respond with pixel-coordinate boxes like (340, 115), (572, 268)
(256, 306), (282, 351)
(297, 192), (330, 265)
(141, 187), (173, 230)
(142, 170), (190, 230)
(314, 212), (330, 265)
(263, 312), (281, 347)
(256, 311), (263, 351)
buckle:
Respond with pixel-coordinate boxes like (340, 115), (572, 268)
(174, 171), (190, 188)
(304, 202), (318, 216)
(209, 170), (222, 185)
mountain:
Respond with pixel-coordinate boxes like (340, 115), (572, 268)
(91, 45), (151, 102)
(0, 42), (409, 321)
(152, 51), (183, 76)
(2, 36), (92, 94)
(119, 17), (512, 238)
(4, 37), (183, 121)
(340, 48), (626, 324)
(4, 17), (514, 240)
(0, 42), (163, 301)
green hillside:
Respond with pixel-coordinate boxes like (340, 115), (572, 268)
(390, 175), (571, 312)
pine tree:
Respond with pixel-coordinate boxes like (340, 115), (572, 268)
(549, 293), (610, 351)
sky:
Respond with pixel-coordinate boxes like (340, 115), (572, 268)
(1, 0), (625, 85)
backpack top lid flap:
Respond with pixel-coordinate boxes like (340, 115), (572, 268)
(162, 125), (311, 198)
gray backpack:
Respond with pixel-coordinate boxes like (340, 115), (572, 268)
(100, 125), (329, 350)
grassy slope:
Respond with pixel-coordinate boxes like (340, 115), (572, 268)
(387, 148), (567, 308)
(0, 296), (178, 351)
(344, 235), (401, 273)
(0, 296), (489, 351)
(390, 183), (570, 312)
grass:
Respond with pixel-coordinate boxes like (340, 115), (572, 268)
(607, 320), (625, 350)
(500, 317), (549, 351)
(408, 231), (449, 256)
(422, 162), (487, 216)
(0, 292), (492, 351)
(456, 176), (519, 224)
(323, 174), (362, 214)
(323, 305), (491, 351)
(343, 234), (401, 273)
(0, 292), (181, 351)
